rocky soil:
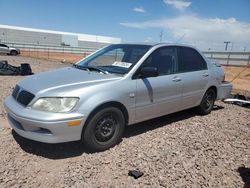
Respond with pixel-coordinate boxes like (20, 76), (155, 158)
(0, 56), (249, 187)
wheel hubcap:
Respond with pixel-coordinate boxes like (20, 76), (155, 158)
(95, 115), (116, 142)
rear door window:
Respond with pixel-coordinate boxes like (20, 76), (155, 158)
(178, 47), (207, 72)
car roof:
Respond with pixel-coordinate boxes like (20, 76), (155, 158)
(116, 42), (196, 49)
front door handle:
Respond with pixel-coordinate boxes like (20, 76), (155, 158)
(202, 72), (209, 77)
(172, 76), (182, 82)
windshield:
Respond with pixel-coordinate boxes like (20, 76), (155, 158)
(75, 44), (151, 75)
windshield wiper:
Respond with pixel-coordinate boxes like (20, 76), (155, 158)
(73, 64), (108, 74)
(73, 64), (89, 71)
(87, 66), (109, 74)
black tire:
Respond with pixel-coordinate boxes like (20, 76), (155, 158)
(82, 107), (125, 152)
(10, 50), (17, 56)
(197, 88), (216, 115)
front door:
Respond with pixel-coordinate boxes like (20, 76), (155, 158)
(134, 46), (182, 122)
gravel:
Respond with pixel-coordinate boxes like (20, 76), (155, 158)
(0, 55), (249, 187)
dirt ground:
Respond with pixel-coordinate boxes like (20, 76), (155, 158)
(21, 50), (86, 63)
(0, 55), (249, 187)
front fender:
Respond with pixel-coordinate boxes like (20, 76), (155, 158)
(77, 84), (136, 125)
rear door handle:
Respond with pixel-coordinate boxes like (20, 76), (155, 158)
(202, 72), (209, 77)
(172, 76), (182, 82)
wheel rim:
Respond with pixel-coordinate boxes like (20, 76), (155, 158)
(204, 91), (215, 110)
(94, 114), (116, 142)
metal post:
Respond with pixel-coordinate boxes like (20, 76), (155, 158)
(37, 46), (39, 58)
(48, 48), (49, 60)
(210, 52), (213, 59)
(247, 53), (250, 67)
(226, 52), (230, 65)
(33, 45), (35, 58)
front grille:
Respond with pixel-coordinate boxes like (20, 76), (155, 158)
(12, 85), (35, 106)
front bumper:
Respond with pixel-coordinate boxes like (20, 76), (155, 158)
(4, 96), (84, 143)
(217, 81), (233, 100)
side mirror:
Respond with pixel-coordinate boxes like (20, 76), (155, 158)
(139, 67), (158, 78)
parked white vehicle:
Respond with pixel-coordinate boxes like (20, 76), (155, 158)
(0, 43), (20, 56)
(4, 43), (232, 151)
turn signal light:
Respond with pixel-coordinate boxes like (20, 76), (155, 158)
(67, 120), (82, 126)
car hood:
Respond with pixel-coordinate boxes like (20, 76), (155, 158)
(18, 67), (121, 95)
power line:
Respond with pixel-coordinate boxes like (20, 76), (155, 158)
(176, 34), (186, 43)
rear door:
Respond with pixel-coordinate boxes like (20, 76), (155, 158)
(177, 47), (209, 108)
(134, 46), (183, 122)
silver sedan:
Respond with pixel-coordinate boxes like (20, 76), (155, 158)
(4, 43), (232, 151)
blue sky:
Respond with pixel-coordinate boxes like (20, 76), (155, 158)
(0, 0), (250, 50)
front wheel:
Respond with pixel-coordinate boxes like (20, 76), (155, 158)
(197, 89), (216, 115)
(82, 107), (125, 152)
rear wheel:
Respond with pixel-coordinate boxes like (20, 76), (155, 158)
(10, 50), (17, 56)
(198, 88), (216, 115)
(82, 107), (125, 151)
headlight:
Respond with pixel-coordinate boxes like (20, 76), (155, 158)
(32, 97), (79, 113)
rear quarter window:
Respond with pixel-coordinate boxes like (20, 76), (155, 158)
(178, 47), (207, 72)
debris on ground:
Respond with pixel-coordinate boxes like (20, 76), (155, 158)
(224, 93), (250, 108)
(128, 170), (144, 179)
(0, 60), (33, 75)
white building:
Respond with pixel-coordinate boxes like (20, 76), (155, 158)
(0, 24), (121, 48)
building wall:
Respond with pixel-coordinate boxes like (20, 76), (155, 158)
(0, 25), (121, 48)
(0, 28), (62, 45)
(62, 34), (78, 47)
(78, 40), (109, 49)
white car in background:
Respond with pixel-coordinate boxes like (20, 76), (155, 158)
(0, 43), (20, 56)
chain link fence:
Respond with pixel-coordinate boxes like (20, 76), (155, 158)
(3, 42), (250, 66)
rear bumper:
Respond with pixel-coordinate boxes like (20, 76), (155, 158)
(217, 81), (232, 100)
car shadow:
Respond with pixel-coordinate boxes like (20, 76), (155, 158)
(12, 105), (224, 159)
(124, 107), (197, 138)
(124, 105), (224, 138)
(12, 130), (89, 159)
(238, 166), (250, 188)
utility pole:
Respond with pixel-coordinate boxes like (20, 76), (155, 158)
(159, 30), (163, 42)
(224, 41), (231, 51)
